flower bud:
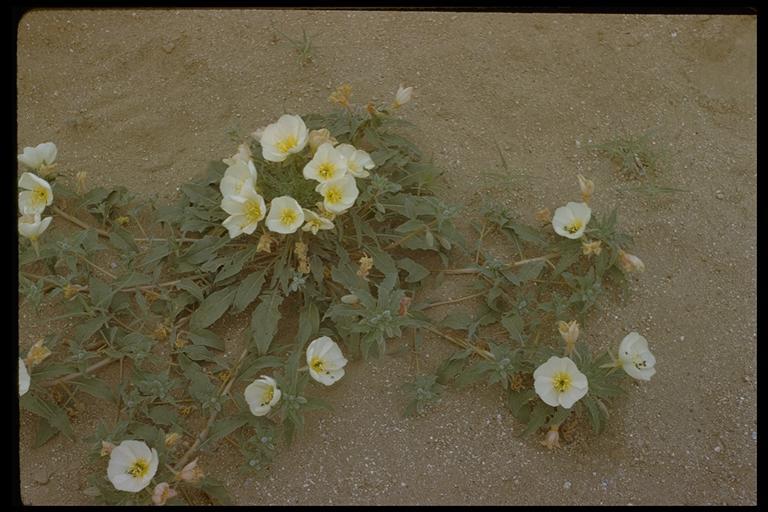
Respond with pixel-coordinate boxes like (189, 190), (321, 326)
(76, 171), (87, 195)
(577, 174), (594, 203)
(356, 255), (374, 279)
(540, 426), (561, 450)
(251, 127), (266, 140)
(100, 441), (115, 457)
(581, 239), (602, 257)
(557, 320), (579, 355)
(393, 84), (413, 108)
(366, 102), (379, 117)
(308, 129), (338, 156)
(177, 458), (204, 483)
(115, 216), (130, 226)
(152, 324), (170, 342)
(618, 249), (645, 273)
(152, 482), (177, 506)
(399, 296), (412, 316)
(341, 294), (359, 305)
(535, 207), (551, 224)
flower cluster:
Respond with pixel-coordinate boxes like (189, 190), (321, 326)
(220, 113), (377, 239)
(17, 142), (57, 253)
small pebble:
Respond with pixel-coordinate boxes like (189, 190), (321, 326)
(33, 469), (51, 485)
(563, 481), (572, 490)
(751, 432), (757, 441)
(162, 42), (175, 53)
(715, 190), (724, 199)
(714, 445), (722, 453)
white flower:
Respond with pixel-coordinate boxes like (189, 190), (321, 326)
(152, 482), (177, 506)
(18, 214), (52, 241)
(315, 175), (359, 214)
(244, 375), (282, 416)
(18, 142), (57, 170)
(260, 114), (309, 162)
(265, 196), (304, 234)
(219, 159), (258, 197)
(533, 356), (588, 409)
(220, 186), (267, 239)
(18, 172), (53, 215)
(618, 332), (656, 381)
(552, 201), (591, 239)
(19, 358), (30, 396)
(222, 143), (253, 167)
(336, 143), (375, 178)
(303, 143), (348, 183)
(301, 209), (335, 235)
(107, 440), (159, 493)
(393, 84), (413, 108)
(306, 336), (348, 386)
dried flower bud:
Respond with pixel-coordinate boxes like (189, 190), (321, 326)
(308, 128), (338, 155)
(115, 216), (130, 226)
(357, 255), (374, 279)
(366, 102), (379, 117)
(152, 324), (170, 342)
(179, 405), (194, 416)
(540, 426), (561, 450)
(294, 241), (308, 259)
(63, 283), (81, 299)
(581, 239), (602, 257)
(393, 84), (413, 108)
(174, 337), (188, 349)
(341, 294), (359, 305)
(298, 259), (311, 274)
(257, 233), (275, 254)
(164, 432), (181, 448)
(577, 174), (594, 203)
(100, 441), (115, 457)
(152, 482), (177, 506)
(177, 458), (204, 483)
(26, 339), (52, 368)
(38, 162), (58, 179)
(315, 201), (336, 221)
(618, 249), (645, 273)
(398, 296), (412, 316)
(557, 320), (579, 355)
(76, 171), (87, 195)
(535, 207), (551, 224)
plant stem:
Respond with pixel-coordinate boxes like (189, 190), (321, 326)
(52, 205), (111, 238)
(43, 357), (117, 387)
(434, 253), (559, 275)
(383, 220), (438, 251)
(420, 291), (486, 310)
(419, 324), (493, 360)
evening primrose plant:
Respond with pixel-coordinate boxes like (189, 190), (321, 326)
(18, 85), (655, 505)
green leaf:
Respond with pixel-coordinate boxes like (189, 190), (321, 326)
(206, 415), (249, 449)
(176, 278), (205, 302)
(215, 246), (257, 284)
(189, 328), (225, 351)
(250, 291), (284, 355)
(500, 313), (524, 343)
(149, 405), (178, 426)
(189, 285), (237, 330)
(71, 376), (115, 402)
(73, 315), (108, 343)
(239, 355), (284, 382)
(20, 394), (75, 441)
(232, 270), (266, 313)
(88, 276), (113, 309)
(521, 402), (552, 436)
(397, 257), (430, 283)
(295, 303), (319, 348)
(199, 478), (233, 506)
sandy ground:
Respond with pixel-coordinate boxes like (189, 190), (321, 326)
(17, 9), (756, 505)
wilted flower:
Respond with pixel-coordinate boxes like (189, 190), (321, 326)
(260, 114), (309, 162)
(336, 143), (375, 178)
(357, 254), (374, 279)
(341, 294), (359, 305)
(100, 441), (116, 457)
(26, 339), (52, 367)
(257, 232), (275, 253)
(303, 143), (348, 183)
(308, 128), (338, 155)
(244, 375), (282, 416)
(251, 126), (267, 140)
(557, 320), (579, 355)
(306, 336), (348, 386)
(115, 216), (130, 226)
(393, 84), (413, 108)
(533, 356), (588, 409)
(265, 196), (305, 234)
(222, 143), (253, 167)
(164, 432), (181, 448)
(219, 159), (258, 198)
(540, 426), (561, 450)
(76, 171), (88, 195)
(152, 482), (177, 506)
(315, 201), (336, 221)
(577, 174), (594, 203)
(107, 440), (159, 493)
(328, 83), (353, 107)
(399, 296), (412, 316)
(18, 172), (53, 216)
(177, 458), (204, 483)
(618, 332), (656, 381)
(18, 142), (57, 172)
(19, 358), (30, 397)
(535, 207), (551, 224)
(618, 249), (645, 273)
(552, 201), (591, 239)
(221, 186), (267, 238)
(581, 239), (602, 257)
(152, 324), (170, 342)
(301, 209), (334, 235)
(315, 175), (359, 214)
(295, 241), (310, 274)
